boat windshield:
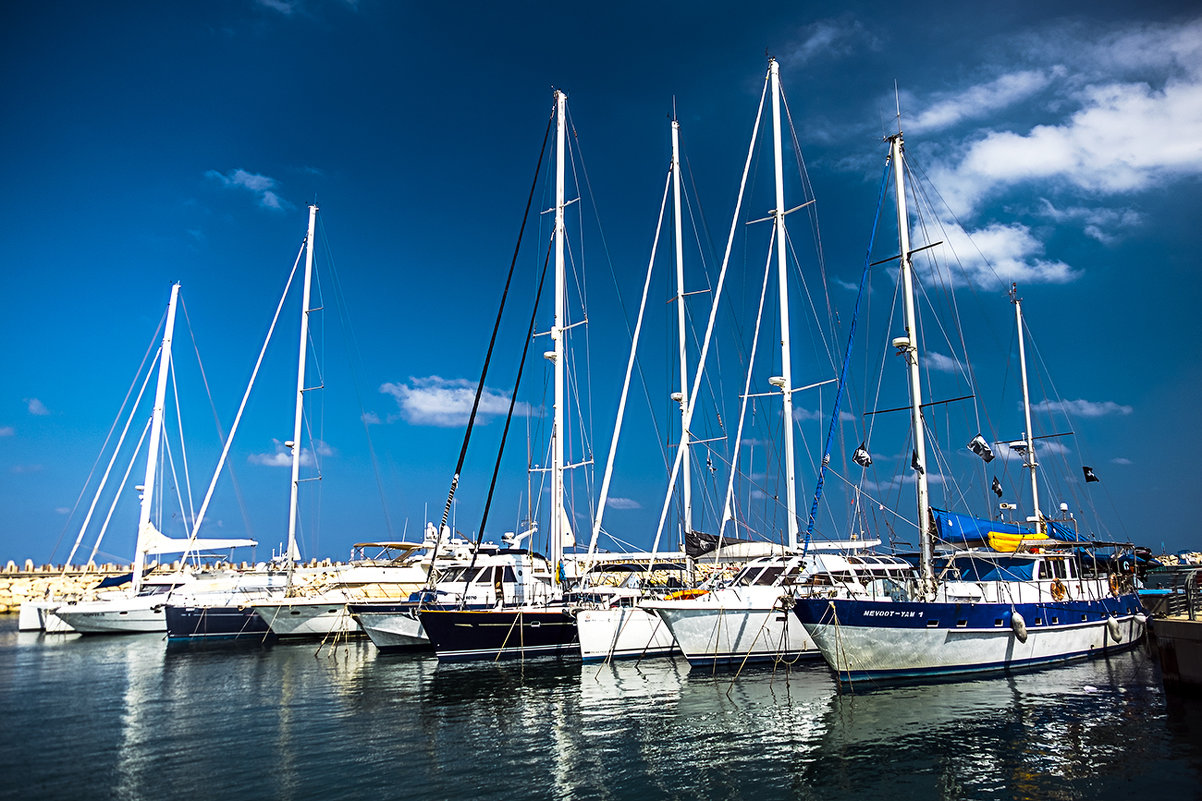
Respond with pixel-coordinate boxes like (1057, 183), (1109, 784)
(950, 556), (1035, 582)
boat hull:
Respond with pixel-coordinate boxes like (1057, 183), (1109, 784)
(252, 599), (360, 639)
(577, 606), (678, 661)
(646, 598), (819, 668)
(349, 602), (430, 651)
(165, 604), (273, 642)
(794, 594), (1145, 683)
(419, 608), (579, 662)
(53, 597), (165, 634)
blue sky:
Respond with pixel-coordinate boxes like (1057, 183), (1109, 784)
(2, 1), (1199, 566)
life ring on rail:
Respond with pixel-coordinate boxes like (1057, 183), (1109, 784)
(1050, 578), (1066, 602)
(1109, 574), (1121, 596)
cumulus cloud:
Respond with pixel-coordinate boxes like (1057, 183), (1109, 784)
(605, 497), (641, 510)
(919, 20), (1202, 220)
(25, 398), (49, 416)
(0, 426), (13, 436)
(11, 464), (43, 474)
(380, 376), (530, 427)
(1110, 457), (1133, 465)
(915, 217), (1079, 288)
(206, 168), (290, 211)
(1030, 398), (1133, 417)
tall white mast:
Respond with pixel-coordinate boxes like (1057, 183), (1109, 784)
(1011, 283), (1043, 534)
(890, 133), (934, 586)
(769, 58), (799, 550)
(132, 282), (181, 593)
(286, 204), (318, 576)
(551, 90), (567, 583)
(671, 116), (694, 541)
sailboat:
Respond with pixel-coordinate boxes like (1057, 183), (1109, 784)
(417, 89), (583, 661)
(165, 204), (324, 642)
(791, 132), (1147, 684)
(48, 284), (256, 634)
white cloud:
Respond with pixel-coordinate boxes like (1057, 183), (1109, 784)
(909, 69), (1063, 134)
(248, 438), (329, 467)
(25, 398), (50, 416)
(1030, 398), (1133, 417)
(1110, 457), (1133, 465)
(920, 20), (1202, 221)
(1036, 200), (1143, 245)
(924, 351), (961, 373)
(605, 497), (641, 510)
(380, 376), (530, 427)
(916, 217), (1079, 288)
(205, 168), (290, 211)
(256, 0), (298, 14)
(361, 411), (381, 425)
(995, 439), (1070, 462)
(11, 464), (43, 474)
(55, 507), (70, 515)
(781, 17), (880, 69)
(0, 425), (13, 436)
(794, 407), (855, 423)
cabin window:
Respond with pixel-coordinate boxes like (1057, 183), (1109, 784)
(501, 566), (517, 583)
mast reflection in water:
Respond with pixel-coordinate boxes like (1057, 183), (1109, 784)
(1, 617), (1198, 800)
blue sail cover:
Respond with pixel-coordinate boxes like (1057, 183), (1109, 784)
(933, 509), (1036, 546)
(933, 509), (1086, 545)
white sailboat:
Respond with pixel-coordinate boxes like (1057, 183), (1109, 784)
(792, 131), (1147, 684)
(50, 283), (256, 635)
(165, 204), (324, 641)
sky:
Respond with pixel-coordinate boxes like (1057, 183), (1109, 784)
(2, 1), (1200, 567)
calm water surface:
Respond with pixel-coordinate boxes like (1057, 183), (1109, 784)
(1, 616), (1198, 800)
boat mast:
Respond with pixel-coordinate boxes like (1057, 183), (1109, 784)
(132, 282), (180, 594)
(769, 58), (799, 550)
(551, 90), (567, 584)
(1010, 283), (1043, 534)
(889, 133), (934, 587)
(671, 114), (694, 542)
(286, 204), (318, 583)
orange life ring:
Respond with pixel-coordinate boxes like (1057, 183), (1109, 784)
(1050, 578), (1066, 601)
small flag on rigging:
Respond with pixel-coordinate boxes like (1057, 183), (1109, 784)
(852, 443), (873, 467)
(992, 476), (1003, 498)
(968, 434), (995, 462)
(911, 450), (924, 476)
(1083, 466), (1100, 483)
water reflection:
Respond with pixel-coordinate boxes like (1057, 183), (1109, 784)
(1, 613), (1198, 801)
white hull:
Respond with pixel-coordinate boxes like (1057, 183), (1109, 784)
(252, 598), (360, 638)
(53, 596), (166, 634)
(648, 595), (818, 667)
(577, 607), (678, 661)
(18, 601), (51, 632)
(354, 608), (428, 651)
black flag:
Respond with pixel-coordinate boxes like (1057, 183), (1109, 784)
(968, 434), (995, 463)
(992, 476), (1003, 498)
(911, 450), (924, 476)
(853, 443), (872, 467)
(1083, 466), (1100, 483)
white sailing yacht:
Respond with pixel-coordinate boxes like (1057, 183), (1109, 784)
(50, 283), (256, 634)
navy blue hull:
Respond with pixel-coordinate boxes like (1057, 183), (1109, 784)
(166, 604), (274, 642)
(419, 608), (579, 662)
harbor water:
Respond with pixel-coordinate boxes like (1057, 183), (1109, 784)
(1, 616), (1199, 800)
